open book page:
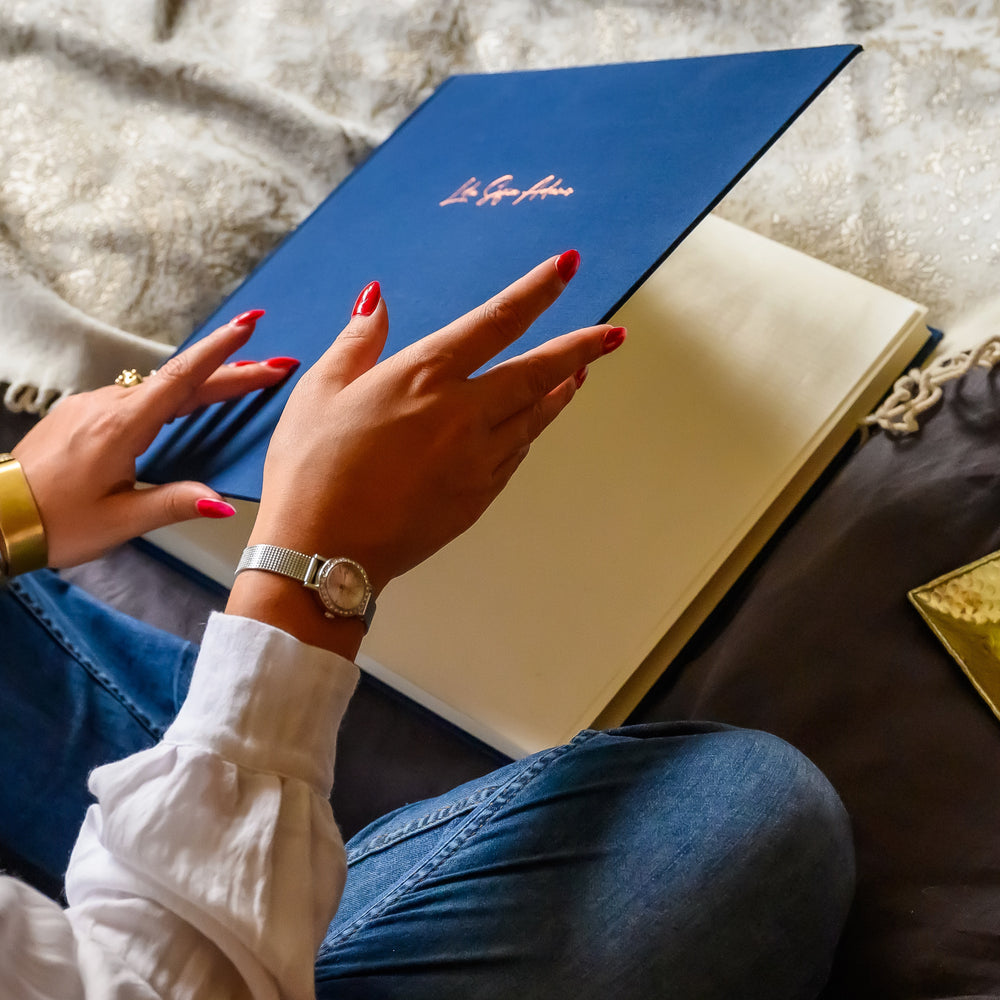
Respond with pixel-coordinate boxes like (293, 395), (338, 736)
(144, 214), (928, 756)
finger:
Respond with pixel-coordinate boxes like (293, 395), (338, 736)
(491, 443), (531, 494)
(417, 250), (580, 377)
(104, 481), (237, 540)
(490, 371), (582, 464)
(312, 281), (389, 390)
(480, 324), (625, 426)
(130, 309), (266, 427)
(175, 356), (300, 417)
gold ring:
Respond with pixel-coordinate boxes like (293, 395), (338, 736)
(114, 368), (143, 387)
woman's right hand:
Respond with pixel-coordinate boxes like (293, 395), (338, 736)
(226, 251), (626, 657)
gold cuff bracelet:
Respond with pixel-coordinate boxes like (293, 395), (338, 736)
(0, 453), (47, 581)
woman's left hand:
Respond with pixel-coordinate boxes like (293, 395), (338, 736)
(12, 310), (295, 568)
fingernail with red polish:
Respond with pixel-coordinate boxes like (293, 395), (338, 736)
(353, 280), (381, 317)
(602, 326), (627, 354)
(555, 249), (581, 284)
(233, 308), (266, 327)
(575, 367), (588, 388)
(196, 498), (237, 519)
(231, 359), (258, 367)
(263, 356), (300, 371)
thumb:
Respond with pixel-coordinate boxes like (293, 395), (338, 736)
(113, 481), (237, 537)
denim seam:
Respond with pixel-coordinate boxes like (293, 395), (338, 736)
(325, 730), (601, 949)
(346, 783), (499, 864)
(9, 580), (164, 739)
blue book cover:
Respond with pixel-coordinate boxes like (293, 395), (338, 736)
(138, 45), (861, 500)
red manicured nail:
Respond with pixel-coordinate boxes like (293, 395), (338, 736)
(555, 249), (581, 283)
(232, 308), (266, 327)
(231, 360), (258, 367)
(196, 498), (237, 519)
(353, 280), (381, 317)
(263, 356), (300, 371)
(575, 367), (588, 388)
(602, 326), (626, 354)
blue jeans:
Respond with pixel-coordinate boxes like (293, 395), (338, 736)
(0, 570), (855, 998)
(0, 570), (199, 888)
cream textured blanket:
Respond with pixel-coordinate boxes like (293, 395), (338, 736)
(1, 0), (997, 413)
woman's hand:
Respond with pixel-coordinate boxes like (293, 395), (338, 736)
(12, 311), (298, 568)
(227, 252), (626, 657)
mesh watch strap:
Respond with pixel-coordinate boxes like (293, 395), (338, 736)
(236, 544), (316, 583)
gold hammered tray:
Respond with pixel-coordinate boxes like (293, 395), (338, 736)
(909, 550), (1000, 722)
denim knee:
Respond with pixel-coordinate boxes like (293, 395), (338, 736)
(602, 722), (854, 898)
(318, 723), (853, 1000)
(595, 722), (856, 999)
(707, 726), (854, 897)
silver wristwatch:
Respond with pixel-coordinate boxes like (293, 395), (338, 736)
(236, 544), (376, 631)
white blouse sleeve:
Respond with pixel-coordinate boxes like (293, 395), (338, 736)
(0, 611), (360, 1000)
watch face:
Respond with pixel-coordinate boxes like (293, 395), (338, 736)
(317, 558), (368, 615)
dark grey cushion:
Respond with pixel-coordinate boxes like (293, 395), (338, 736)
(634, 368), (1000, 998)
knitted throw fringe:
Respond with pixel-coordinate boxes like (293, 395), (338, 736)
(863, 336), (1000, 437)
(3, 381), (65, 416)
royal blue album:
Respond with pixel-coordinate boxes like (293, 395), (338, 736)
(138, 45), (861, 499)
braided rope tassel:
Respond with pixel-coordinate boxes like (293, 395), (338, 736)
(863, 336), (1000, 436)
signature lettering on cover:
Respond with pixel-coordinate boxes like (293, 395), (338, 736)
(440, 175), (574, 207)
